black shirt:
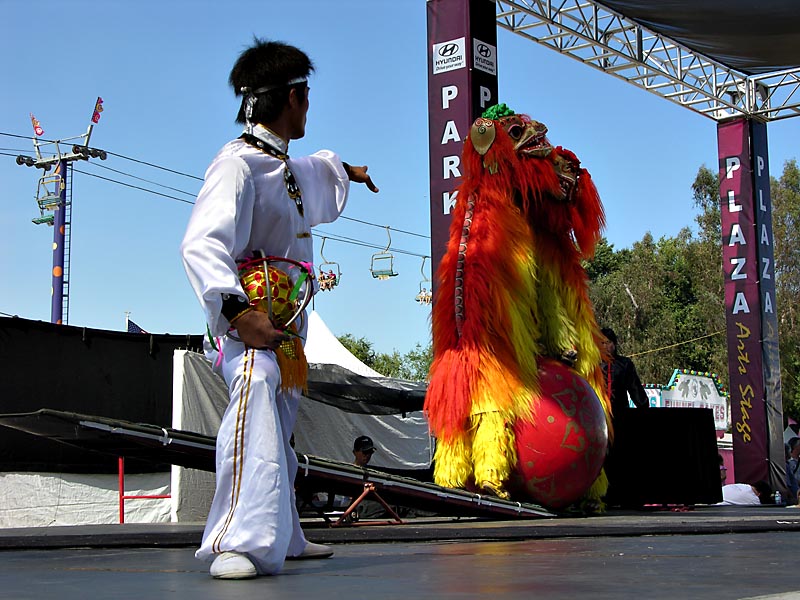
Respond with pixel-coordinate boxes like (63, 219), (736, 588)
(601, 354), (650, 413)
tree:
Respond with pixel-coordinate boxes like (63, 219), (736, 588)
(336, 334), (433, 382)
(771, 159), (800, 419)
(403, 343), (433, 382)
(584, 237), (626, 282)
(372, 350), (407, 379)
(337, 333), (376, 368)
(586, 166), (728, 388)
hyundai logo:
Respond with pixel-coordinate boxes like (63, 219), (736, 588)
(439, 43), (460, 57)
(477, 44), (492, 58)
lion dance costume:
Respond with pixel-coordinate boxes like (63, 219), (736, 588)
(424, 104), (611, 506)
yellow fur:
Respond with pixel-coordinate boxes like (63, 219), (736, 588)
(433, 434), (473, 488)
(471, 412), (517, 496)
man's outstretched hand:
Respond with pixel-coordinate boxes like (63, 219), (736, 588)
(344, 163), (379, 193)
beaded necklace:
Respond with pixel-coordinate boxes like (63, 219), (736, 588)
(240, 133), (304, 217)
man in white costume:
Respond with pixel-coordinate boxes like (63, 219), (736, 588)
(181, 39), (377, 580)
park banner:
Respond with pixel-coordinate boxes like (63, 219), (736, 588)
(426, 0), (498, 291)
(718, 119), (767, 485)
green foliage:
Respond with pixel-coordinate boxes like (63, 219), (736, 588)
(583, 237), (627, 281)
(336, 334), (432, 382)
(772, 159), (800, 419)
(587, 160), (800, 420)
(403, 343), (434, 381)
(337, 333), (376, 367)
(587, 166), (728, 388)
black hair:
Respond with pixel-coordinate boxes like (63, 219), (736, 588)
(229, 38), (314, 125)
(752, 480), (772, 503)
(789, 437), (800, 451)
(600, 327), (618, 346)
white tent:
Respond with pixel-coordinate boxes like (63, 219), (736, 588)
(304, 310), (383, 377)
(170, 310), (433, 522)
(294, 311), (432, 468)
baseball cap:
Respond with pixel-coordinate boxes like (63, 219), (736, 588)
(353, 435), (375, 453)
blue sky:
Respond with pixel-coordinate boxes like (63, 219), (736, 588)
(1, 0), (799, 355)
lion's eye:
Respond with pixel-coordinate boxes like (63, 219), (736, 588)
(507, 124), (523, 140)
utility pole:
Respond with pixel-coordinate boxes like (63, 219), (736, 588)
(16, 98), (106, 325)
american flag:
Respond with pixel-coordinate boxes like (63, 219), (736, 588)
(127, 318), (148, 334)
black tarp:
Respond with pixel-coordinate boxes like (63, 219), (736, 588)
(0, 409), (553, 519)
(597, 0), (800, 75)
(304, 364), (425, 415)
(0, 317), (202, 473)
(0, 317), (427, 473)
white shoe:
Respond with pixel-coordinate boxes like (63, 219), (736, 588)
(210, 551), (257, 579)
(287, 541), (334, 560)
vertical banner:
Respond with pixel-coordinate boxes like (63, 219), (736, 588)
(718, 119), (767, 485)
(51, 160), (68, 325)
(427, 0), (498, 293)
(750, 120), (786, 492)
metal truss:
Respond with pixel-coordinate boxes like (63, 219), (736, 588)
(496, 0), (800, 122)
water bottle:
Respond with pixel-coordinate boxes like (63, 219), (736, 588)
(774, 490), (783, 505)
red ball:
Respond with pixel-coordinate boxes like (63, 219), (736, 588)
(509, 359), (608, 509)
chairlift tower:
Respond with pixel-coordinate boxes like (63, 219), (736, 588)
(16, 98), (107, 325)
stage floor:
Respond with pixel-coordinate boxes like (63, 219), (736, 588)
(1, 505), (799, 599)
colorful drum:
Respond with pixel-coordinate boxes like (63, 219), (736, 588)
(236, 254), (313, 332)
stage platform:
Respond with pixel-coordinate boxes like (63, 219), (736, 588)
(0, 504), (799, 550)
(2, 411), (799, 598)
(0, 409), (553, 520)
(0, 506), (799, 599)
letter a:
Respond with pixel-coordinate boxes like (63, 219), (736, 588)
(764, 291), (773, 313)
(732, 292), (750, 314)
(729, 223), (746, 246)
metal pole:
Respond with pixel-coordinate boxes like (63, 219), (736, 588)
(50, 159), (67, 324)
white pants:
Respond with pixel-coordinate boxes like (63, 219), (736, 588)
(195, 339), (307, 574)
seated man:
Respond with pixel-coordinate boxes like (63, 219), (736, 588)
(303, 435), (378, 513)
(353, 435), (376, 467)
(720, 481), (772, 505)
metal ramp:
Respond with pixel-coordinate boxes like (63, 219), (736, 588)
(0, 409), (554, 520)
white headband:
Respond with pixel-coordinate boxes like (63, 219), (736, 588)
(240, 77), (308, 96)
(241, 77), (308, 133)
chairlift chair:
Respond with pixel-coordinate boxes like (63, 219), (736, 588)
(370, 226), (398, 280)
(318, 237), (341, 291)
(415, 256), (432, 305)
(32, 173), (63, 226)
(36, 174), (62, 209)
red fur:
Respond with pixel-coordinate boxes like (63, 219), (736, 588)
(426, 115), (609, 440)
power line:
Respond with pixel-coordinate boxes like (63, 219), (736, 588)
(4, 130), (432, 248)
(104, 149), (204, 181)
(0, 132), (204, 181)
(0, 132), (37, 142)
(4, 130), (431, 238)
(72, 168), (195, 204)
(339, 215), (429, 239)
(70, 169), (429, 257)
(313, 230), (429, 259)
(86, 161), (197, 198)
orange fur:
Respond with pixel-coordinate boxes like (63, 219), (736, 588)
(426, 111), (611, 458)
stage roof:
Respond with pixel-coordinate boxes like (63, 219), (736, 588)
(497, 0), (800, 121)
